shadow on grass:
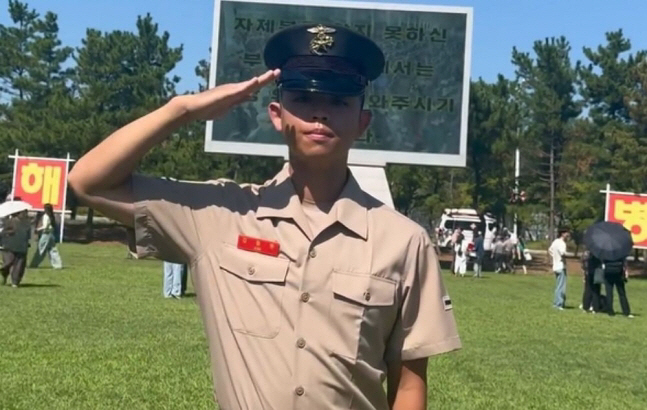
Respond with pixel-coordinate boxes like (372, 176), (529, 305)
(18, 283), (61, 288)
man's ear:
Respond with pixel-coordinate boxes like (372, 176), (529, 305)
(268, 101), (282, 132)
(356, 109), (373, 140)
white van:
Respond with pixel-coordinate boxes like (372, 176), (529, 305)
(436, 208), (497, 254)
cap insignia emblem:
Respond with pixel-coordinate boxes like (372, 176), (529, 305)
(307, 25), (336, 55)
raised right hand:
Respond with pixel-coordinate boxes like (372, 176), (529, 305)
(176, 69), (280, 122)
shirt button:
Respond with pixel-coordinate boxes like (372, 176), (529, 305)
(247, 266), (256, 275)
(309, 248), (317, 258)
(295, 386), (305, 396)
(296, 338), (306, 349)
(300, 292), (310, 303)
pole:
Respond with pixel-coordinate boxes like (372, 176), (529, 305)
(514, 148), (520, 236)
(10, 149), (19, 199)
(59, 153), (71, 243)
(603, 183), (611, 221)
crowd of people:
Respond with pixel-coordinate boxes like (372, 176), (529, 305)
(450, 226), (530, 277)
(549, 228), (633, 317)
(0, 200), (64, 287)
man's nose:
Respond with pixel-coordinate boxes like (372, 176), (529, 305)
(311, 102), (329, 121)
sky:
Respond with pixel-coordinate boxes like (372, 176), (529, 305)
(2, 0), (646, 93)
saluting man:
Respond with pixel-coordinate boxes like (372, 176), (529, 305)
(69, 23), (461, 410)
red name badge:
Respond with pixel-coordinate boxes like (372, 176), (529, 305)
(237, 235), (281, 257)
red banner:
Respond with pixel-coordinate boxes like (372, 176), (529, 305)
(12, 157), (69, 212)
(607, 192), (647, 249)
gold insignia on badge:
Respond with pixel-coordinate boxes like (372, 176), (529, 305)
(307, 25), (336, 55)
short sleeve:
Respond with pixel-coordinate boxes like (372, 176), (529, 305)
(131, 174), (225, 265)
(389, 231), (462, 362)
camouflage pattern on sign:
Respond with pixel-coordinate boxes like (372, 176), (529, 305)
(211, 1), (468, 155)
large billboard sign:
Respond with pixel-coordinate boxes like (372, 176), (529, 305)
(206, 0), (473, 167)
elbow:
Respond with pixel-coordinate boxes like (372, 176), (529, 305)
(67, 170), (90, 203)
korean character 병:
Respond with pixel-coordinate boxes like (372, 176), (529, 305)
(384, 26), (403, 40)
(390, 96), (410, 110)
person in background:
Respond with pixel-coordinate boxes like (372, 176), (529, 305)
(29, 203), (63, 269)
(580, 250), (603, 313)
(492, 236), (504, 273)
(472, 230), (485, 278)
(450, 227), (462, 274)
(502, 234), (515, 273)
(516, 237), (528, 275)
(1, 210), (31, 287)
(548, 228), (570, 310)
(163, 260), (186, 299)
(453, 233), (468, 277)
(601, 257), (633, 318)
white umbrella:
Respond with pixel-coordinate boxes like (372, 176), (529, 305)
(0, 200), (33, 218)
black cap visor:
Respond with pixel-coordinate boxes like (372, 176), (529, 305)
(277, 69), (367, 96)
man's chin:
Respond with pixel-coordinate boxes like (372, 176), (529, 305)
(291, 147), (346, 165)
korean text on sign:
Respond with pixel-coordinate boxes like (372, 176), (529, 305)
(13, 158), (68, 212)
(607, 193), (647, 248)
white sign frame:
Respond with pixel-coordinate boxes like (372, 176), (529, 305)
(205, 0), (473, 167)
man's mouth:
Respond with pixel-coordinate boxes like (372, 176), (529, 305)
(304, 127), (335, 141)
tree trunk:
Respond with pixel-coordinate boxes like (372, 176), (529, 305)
(549, 141), (556, 241)
(86, 208), (94, 243)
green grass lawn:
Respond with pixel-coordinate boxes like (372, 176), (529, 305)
(1, 243), (646, 410)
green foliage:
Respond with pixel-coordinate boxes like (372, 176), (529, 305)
(0, 1), (646, 239)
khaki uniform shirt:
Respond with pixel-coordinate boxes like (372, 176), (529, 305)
(132, 165), (461, 410)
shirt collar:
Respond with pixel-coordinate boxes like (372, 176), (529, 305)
(256, 163), (369, 240)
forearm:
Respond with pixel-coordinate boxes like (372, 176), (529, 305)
(392, 386), (426, 410)
(388, 358), (428, 410)
(68, 97), (188, 194)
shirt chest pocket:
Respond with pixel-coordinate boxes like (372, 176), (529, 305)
(218, 245), (290, 338)
(327, 270), (397, 361)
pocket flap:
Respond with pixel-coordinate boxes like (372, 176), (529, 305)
(220, 244), (289, 283)
(332, 271), (396, 307)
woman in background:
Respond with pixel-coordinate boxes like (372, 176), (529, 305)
(29, 203), (63, 269)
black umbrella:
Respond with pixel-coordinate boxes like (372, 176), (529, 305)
(583, 221), (634, 261)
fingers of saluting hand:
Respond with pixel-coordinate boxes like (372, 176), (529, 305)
(230, 69), (281, 101)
